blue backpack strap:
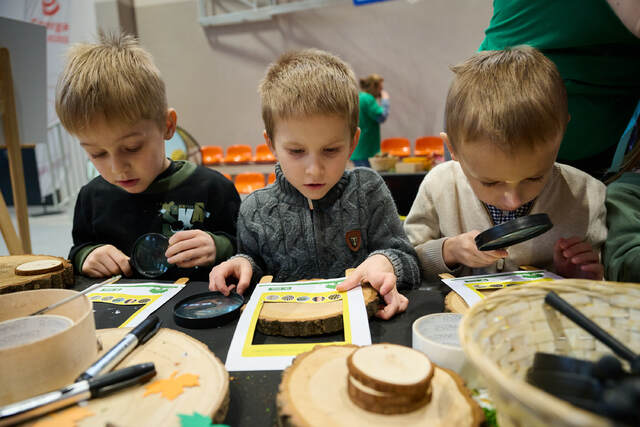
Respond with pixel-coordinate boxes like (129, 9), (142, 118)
(608, 99), (640, 174)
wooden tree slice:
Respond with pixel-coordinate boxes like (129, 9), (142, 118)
(0, 255), (73, 294)
(347, 375), (432, 414)
(277, 345), (484, 427)
(258, 285), (379, 336)
(15, 259), (63, 276)
(444, 291), (469, 314)
(24, 328), (230, 426)
(347, 343), (433, 396)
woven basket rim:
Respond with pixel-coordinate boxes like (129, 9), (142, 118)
(459, 279), (639, 426)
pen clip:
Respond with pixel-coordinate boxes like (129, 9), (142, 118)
(140, 320), (162, 344)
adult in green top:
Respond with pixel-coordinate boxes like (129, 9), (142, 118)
(479, 0), (640, 179)
(351, 74), (390, 167)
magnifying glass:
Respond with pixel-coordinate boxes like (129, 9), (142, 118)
(130, 233), (171, 278)
(475, 213), (553, 251)
(173, 292), (244, 328)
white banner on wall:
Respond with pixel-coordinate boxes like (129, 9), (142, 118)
(25, 0), (71, 199)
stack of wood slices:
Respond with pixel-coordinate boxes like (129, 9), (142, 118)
(347, 343), (433, 414)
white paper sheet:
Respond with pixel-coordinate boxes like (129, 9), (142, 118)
(225, 277), (372, 371)
(441, 270), (563, 308)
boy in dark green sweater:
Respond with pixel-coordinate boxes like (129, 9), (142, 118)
(56, 33), (240, 280)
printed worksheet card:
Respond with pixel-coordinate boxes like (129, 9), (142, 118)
(225, 277), (371, 371)
(441, 270), (563, 308)
(86, 282), (185, 328)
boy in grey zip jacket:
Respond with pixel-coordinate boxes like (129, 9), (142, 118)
(209, 49), (420, 319)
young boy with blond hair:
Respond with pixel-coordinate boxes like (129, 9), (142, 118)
(57, 33), (240, 280)
(209, 49), (420, 319)
(404, 46), (607, 281)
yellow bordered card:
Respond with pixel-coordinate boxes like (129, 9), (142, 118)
(224, 278), (371, 371)
(441, 270), (562, 308)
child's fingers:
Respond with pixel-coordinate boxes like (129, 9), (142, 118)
(85, 260), (111, 278)
(209, 264), (233, 295)
(376, 291), (408, 320)
(580, 263), (604, 280)
(234, 262), (253, 295)
(377, 272), (397, 296)
(562, 241), (595, 259)
(337, 270), (363, 292)
(168, 229), (198, 245)
(557, 236), (583, 250)
(376, 298), (399, 320)
(569, 250), (599, 265)
(109, 252), (133, 277)
(166, 237), (200, 259)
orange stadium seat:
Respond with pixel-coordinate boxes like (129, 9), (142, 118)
(267, 172), (276, 184)
(381, 137), (411, 157)
(234, 172), (266, 194)
(415, 136), (444, 156)
(201, 145), (223, 165)
(254, 144), (276, 163)
(222, 173), (232, 181)
(415, 136), (445, 165)
(224, 144), (253, 164)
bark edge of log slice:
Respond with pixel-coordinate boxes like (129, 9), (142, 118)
(276, 344), (484, 427)
(257, 284), (379, 337)
(0, 255), (74, 294)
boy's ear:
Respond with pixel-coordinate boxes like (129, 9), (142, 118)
(349, 127), (361, 156)
(164, 108), (177, 140)
(264, 130), (277, 159)
(441, 132), (456, 161)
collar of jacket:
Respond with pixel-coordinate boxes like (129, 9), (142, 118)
(274, 163), (350, 209)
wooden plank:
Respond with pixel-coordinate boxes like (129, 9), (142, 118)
(0, 48), (31, 254)
(0, 192), (22, 255)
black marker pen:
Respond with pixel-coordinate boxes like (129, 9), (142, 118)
(0, 363), (156, 426)
(76, 315), (160, 381)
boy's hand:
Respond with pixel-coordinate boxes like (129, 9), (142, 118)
(337, 254), (409, 320)
(554, 237), (603, 280)
(82, 244), (133, 278)
(443, 231), (508, 269)
(166, 230), (216, 268)
(209, 257), (253, 296)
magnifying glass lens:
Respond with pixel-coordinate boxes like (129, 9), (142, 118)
(132, 233), (170, 278)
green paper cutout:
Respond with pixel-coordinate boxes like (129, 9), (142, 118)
(178, 412), (229, 427)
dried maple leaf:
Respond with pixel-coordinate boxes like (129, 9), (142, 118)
(143, 371), (200, 400)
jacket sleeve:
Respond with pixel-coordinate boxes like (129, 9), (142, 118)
(231, 196), (266, 285)
(364, 173), (421, 289)
(68, 185), (102, 273)
(207, 175), (242, 264)
(403, 174), (464, 281)
(604, 180), (639, 281)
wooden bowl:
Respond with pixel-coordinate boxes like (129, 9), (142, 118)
(0, 289), (98, 405)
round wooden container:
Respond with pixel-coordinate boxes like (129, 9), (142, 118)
(0, 289), (98, 405)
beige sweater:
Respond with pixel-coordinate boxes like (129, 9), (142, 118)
(404, 161), (607, 281)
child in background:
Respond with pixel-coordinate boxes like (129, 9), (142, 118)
(209, 49), (420, 319)
(56, 33), (240, 280)
(404, 46), (607, 281)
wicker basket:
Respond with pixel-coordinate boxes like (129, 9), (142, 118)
(459, 279), (640, 427)
(368, 155), (398, 172)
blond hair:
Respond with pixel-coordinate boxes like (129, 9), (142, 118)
(259, 49), (359, 140)
(55, 32), (167, 134)
(360, 74), (383, 97)
(445, 45), (568, 153)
